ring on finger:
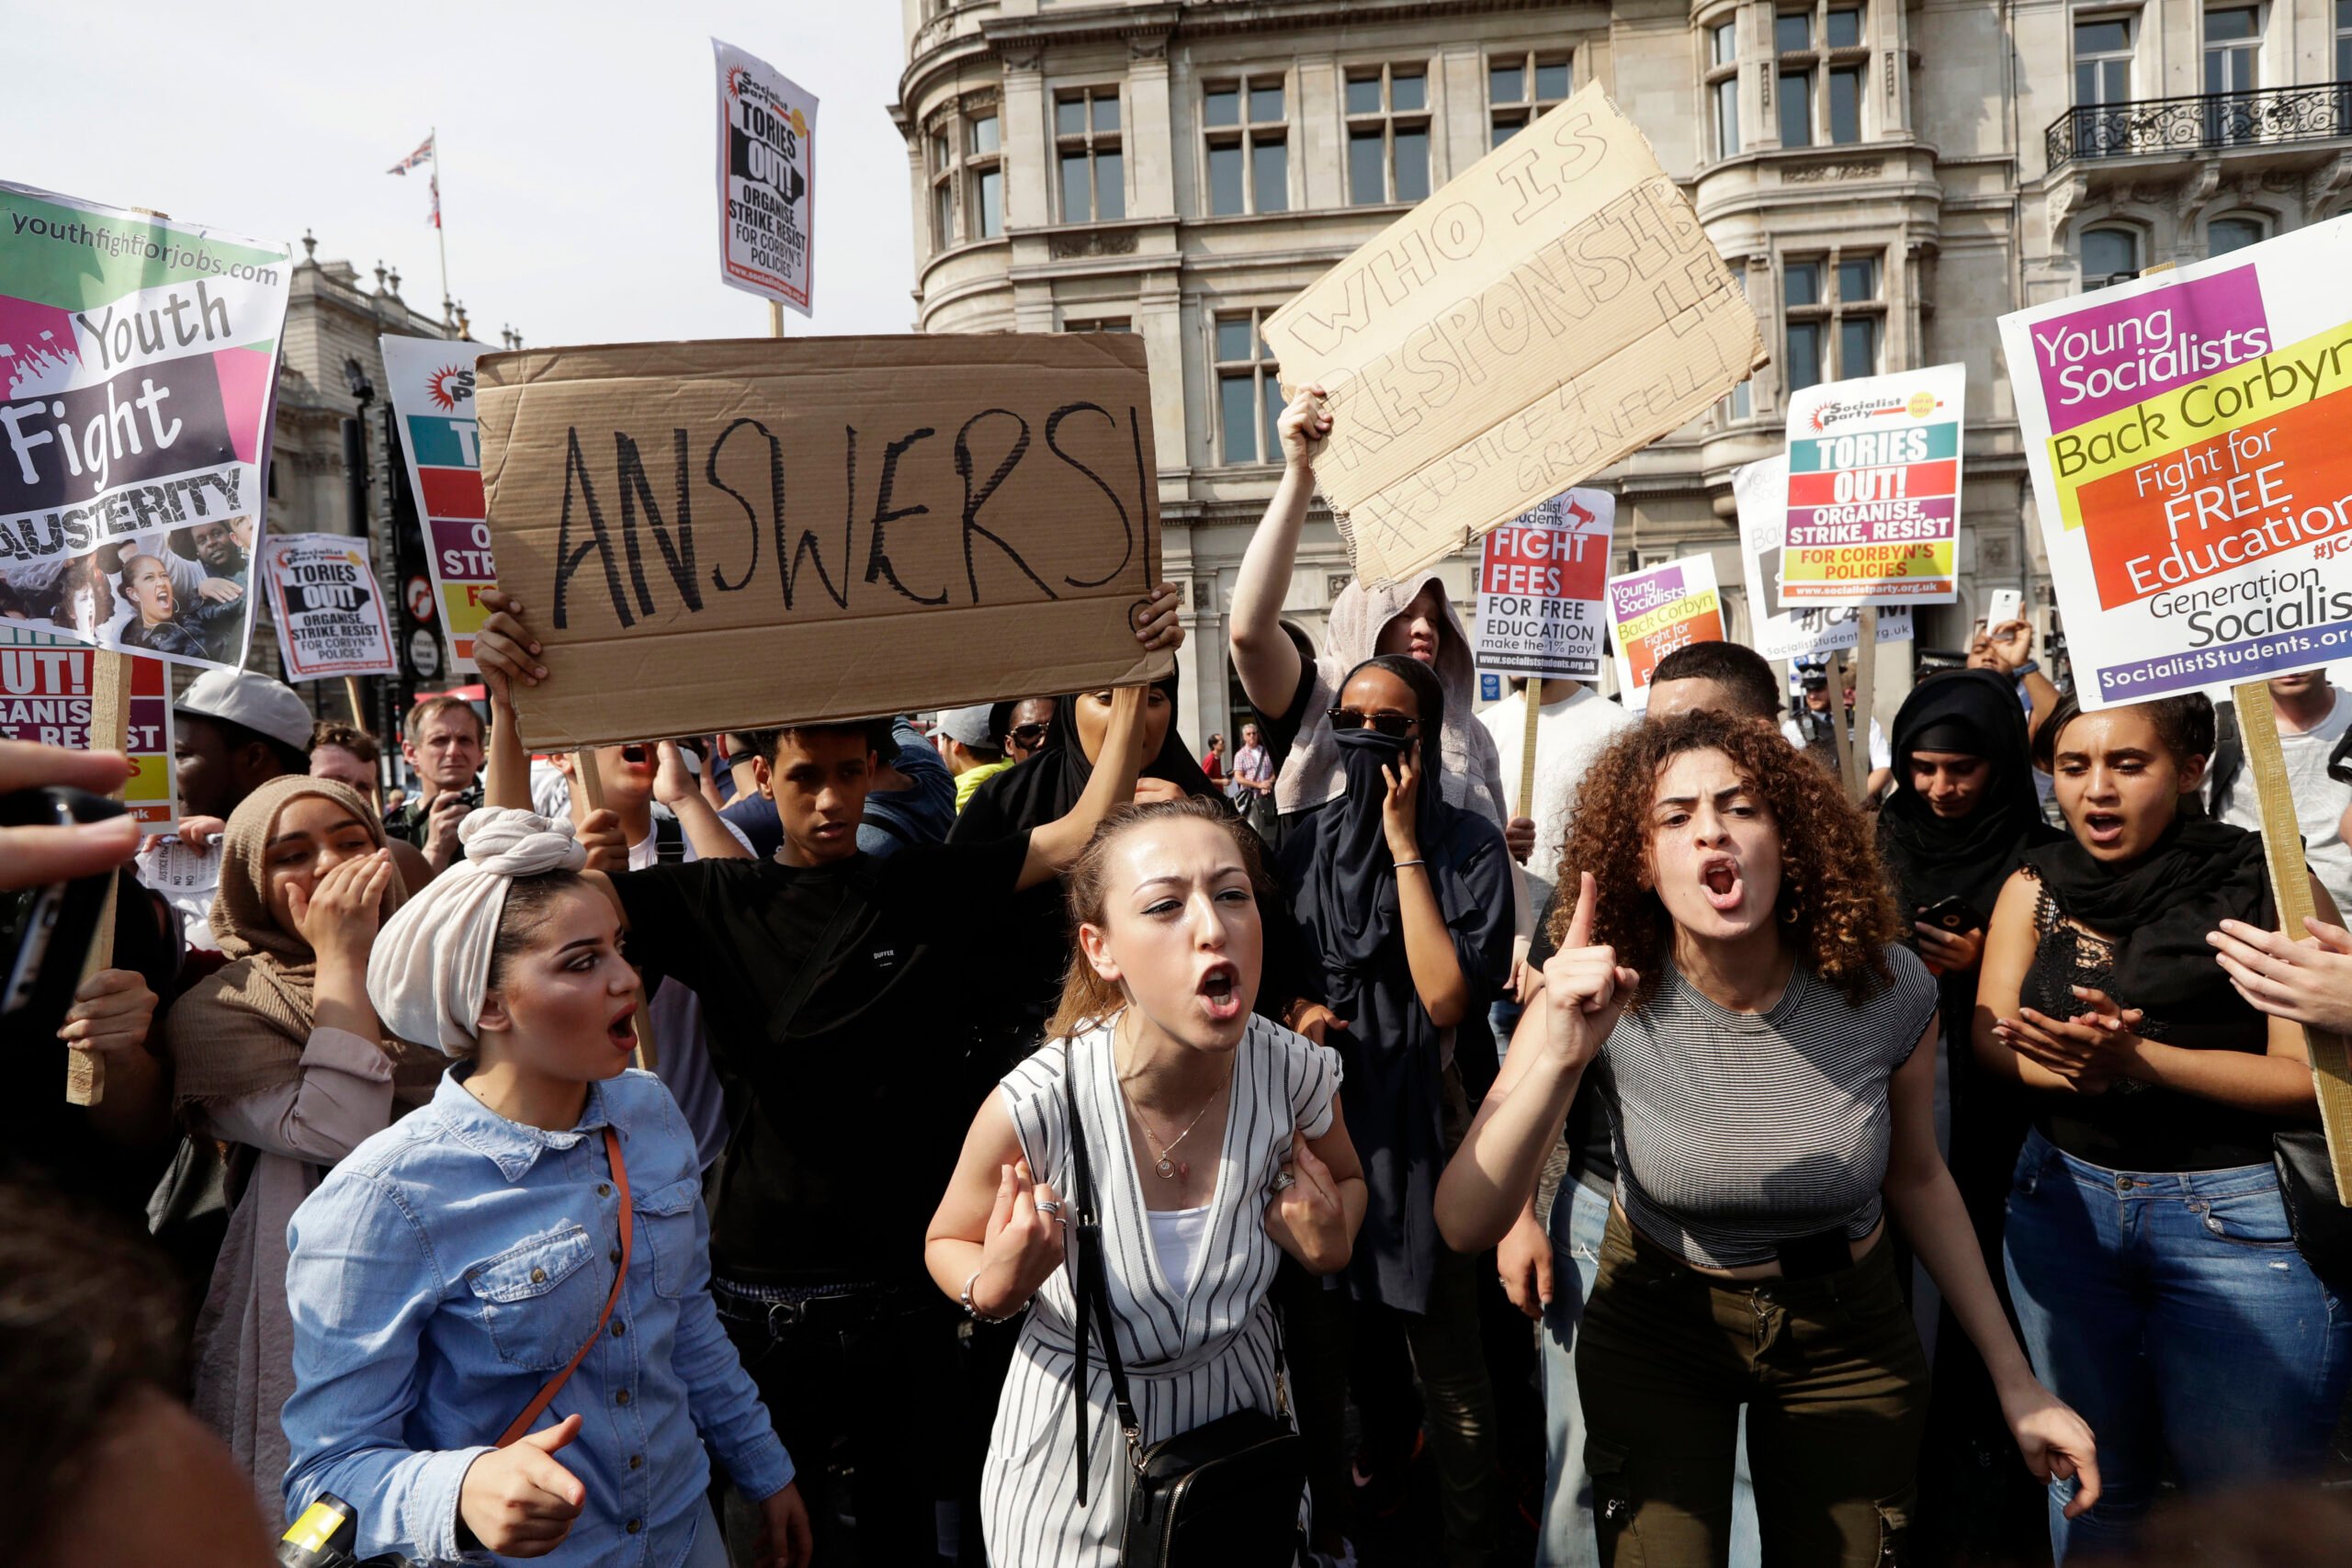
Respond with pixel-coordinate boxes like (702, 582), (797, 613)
(1035, 1199), (1062, 1216)
(1272, 1170), (1296, 1192)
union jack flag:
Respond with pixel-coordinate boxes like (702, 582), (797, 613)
(428, 172), (441, 230)
(386, 134), (435, 175)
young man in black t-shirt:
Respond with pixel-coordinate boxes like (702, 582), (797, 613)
(473, 587), (1174, 1565)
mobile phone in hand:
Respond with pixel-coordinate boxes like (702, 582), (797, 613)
(1, 787), (125, 1034)
(1919, 894), (1986, 933)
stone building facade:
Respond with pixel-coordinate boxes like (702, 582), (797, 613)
(897, 0), (2352, 744)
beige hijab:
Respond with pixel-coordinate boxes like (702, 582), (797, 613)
(169, 775), (440, 1107)
(1272, 575), (1509, 826)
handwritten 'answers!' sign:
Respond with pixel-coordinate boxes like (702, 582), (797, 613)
(1261, 85), (1760, 591)
(475, 335), (1170, 749)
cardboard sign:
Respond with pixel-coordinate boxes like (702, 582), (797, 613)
(715, 39), (817, 316)
(1608, 554), (1724, 709)
(0, 183), (289, 671)
(0, 626), (174, 829)
(475, 334), (1171, 749)
(1259, 85), (1759, 590)
(1733, 455), (1914, 661)
(381, 336), (490, 673)
(1780, 363), (1964, 604)
(1998, 220), (2352, 707)
(1473, 488), (1613, 680)
(263, 533), (396, 680)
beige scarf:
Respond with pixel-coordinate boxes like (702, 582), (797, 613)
(169, 775), (441, 1107)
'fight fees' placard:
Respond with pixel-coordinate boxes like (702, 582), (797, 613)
(2000, 220), (2352, 707)
(1473, 489), (1612, 681)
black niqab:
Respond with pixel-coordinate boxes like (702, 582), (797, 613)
(1878, 670), (2062, 923)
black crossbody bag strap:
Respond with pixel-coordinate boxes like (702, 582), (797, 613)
(1064, 1039), (1141, 1507)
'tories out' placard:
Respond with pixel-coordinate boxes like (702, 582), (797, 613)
(1473, 489), (1613, 681)
(263, 533), (396, 680)
(713, 39), (816, 316)
(1780, 363), (1964, 604)
(1999, 220), (2352, 706)
(1734, 455), (1915, 662)
(1607, 554), (1724, 709)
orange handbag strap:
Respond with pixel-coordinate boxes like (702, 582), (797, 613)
(497, 1124), (633, 1448)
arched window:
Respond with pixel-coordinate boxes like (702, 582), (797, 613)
(2209, 215), (2266, 256)
(2081, 226), (2141, 288)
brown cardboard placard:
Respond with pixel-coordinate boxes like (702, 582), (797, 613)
(475, 335), (1171, 750)
(1261, 84), (1762, 590)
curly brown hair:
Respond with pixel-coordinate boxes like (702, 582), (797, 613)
(1547, 708), (1897, 1008)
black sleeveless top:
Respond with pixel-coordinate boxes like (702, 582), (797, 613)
(2018, 864), (2278, 1171)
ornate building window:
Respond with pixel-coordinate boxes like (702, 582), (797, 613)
(1776, 4), (1868, 147)
(2075, 15), (2135, 107)
(1782, 253), (1883, 391)
(1488, 51), (1570, 146)
(1204, 78), (1287, 216)
(1214, 310), (1284, 466)
(2208, 213), (2266, 256)
(1346, 63), (1431, 205)
(1057, 88), (1125, 223)
(1707, 18), (1742, 158)
(2080, 225), (2142, 288)
(967, 111), (1003, 239)
(929, 127), (956, 250)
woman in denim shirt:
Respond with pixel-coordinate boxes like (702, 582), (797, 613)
(282, 810), (810, 1564)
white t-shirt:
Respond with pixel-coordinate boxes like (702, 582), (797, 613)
(1476, 682), (1638, 886)
(629, 812), (753, 1170)
(2217, 691), (2352, 916)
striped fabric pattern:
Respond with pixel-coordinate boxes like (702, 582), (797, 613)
(1601, 943), (1939, 1269)
(983, 1013), (1340, 1566)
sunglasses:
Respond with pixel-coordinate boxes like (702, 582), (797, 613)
(1328, 707), (1419, 739)
(1010, 722), (1051, 746)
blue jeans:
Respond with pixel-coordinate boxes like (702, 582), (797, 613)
(2004, 1129), (2352, 1561)
(1538, 1180), (1758, 1568)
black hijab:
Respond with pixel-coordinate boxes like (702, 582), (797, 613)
(952, 671), (1236, 1051)
(2024, 813), (2272, 1017)
(1280, 655), (1512, 1314)
(1878, 669), (2063, 923)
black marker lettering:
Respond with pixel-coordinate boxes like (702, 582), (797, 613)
(1044, 401), (1131, 589)
(956, 409), (1050, 604)
(614, 430), (703, 617)
(865, 427), (946, 605)
(703, 418), (766, 594)
(552, 426), (631, 630)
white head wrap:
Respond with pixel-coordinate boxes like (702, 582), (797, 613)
(366, 808), (589, 1055)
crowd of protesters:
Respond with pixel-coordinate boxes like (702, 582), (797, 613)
(6, 388), (2352, 1568)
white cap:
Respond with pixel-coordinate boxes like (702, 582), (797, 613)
(176, 668), (315, 752)
(936, 704), (997, 749)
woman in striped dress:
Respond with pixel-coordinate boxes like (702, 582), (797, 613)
(927, 795), (1367, 1565)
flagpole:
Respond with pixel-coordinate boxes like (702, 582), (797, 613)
(433, 126), (453, 329)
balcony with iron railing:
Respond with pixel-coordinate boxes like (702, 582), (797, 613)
(2046, 83), (2352, 170)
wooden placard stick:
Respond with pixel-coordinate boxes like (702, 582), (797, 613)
(1516, 678), (1544, 823)
(345, 676), (367, 727)
(567, 749), (655, 1071)
(1850, 607), (1879, 807)
(2233, 678), (2352, 1202)
(68, 651), (132, 1106)
(1826, 652), (1862, 805)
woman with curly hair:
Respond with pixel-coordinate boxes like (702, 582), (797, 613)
(1436, 708), (2096, 1565)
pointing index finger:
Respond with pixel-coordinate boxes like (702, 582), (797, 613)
(1565, 870), (1597, 950)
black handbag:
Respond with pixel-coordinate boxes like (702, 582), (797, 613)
(2274, 1128), (2352, 1299)
(1063, 1046), (1306, 1567)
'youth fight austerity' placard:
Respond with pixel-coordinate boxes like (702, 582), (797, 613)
(475, 333), (1172, 749)
(263, 533), (396, 680)
(1734, 455), (1913, 662)
(2001, 220), (2352, 707)
(0, 626), (175, 829)
(1261, 85), (1760, 590)
(1780, 363), (1964, 604)
(0, 185), (288, 670)
(1608, 553), (1724, 708)
(1473, 489), (1613, 680)
(382, 336), (490, 673)
(714, 39), (817, 316)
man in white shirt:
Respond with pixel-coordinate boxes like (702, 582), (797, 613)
(2211, 669), (2352, 914)
(1475, 677), (1637, 895)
